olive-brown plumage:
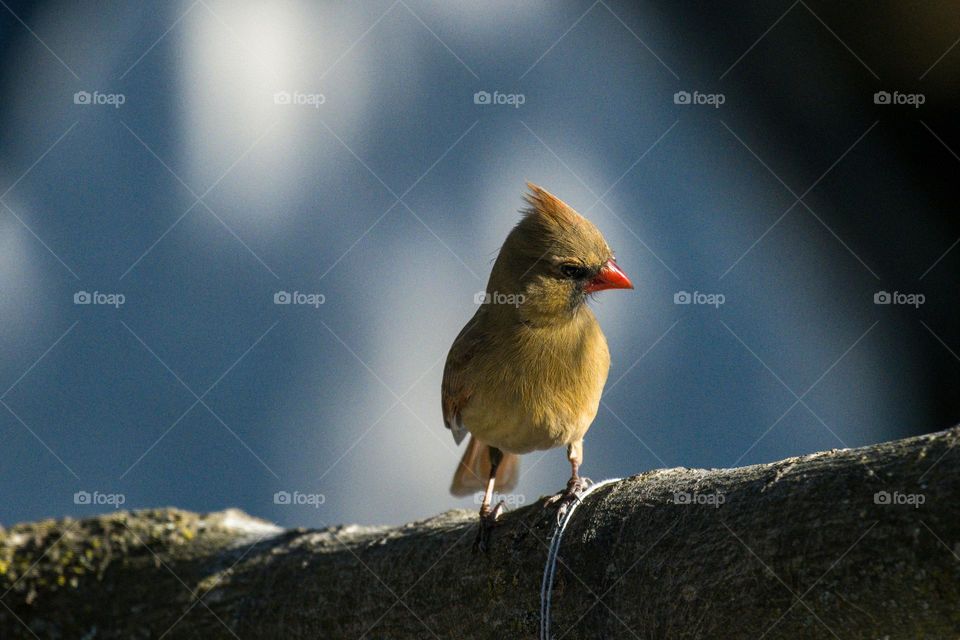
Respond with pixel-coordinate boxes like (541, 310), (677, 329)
(441, 184), (633, 550)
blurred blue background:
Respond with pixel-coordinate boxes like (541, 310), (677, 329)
(1, 1), (957, 528)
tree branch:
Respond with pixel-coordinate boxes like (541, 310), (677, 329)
(2, 426), (958, 638)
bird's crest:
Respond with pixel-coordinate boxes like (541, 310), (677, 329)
(522, 182), (587, 232)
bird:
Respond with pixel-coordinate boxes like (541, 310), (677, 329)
(441, 183), (633, 551)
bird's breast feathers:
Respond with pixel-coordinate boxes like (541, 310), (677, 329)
(457, 313), (610, 454)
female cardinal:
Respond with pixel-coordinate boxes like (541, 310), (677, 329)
(442, 183), (633, 550)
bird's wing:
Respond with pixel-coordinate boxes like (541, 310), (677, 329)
(441, 311), (485, 445)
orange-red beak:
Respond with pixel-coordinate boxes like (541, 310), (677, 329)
(584, 259), (634, 293)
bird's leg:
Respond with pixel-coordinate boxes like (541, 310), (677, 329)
(565, 439), (593, 492)
(546, 441), (589, 520)
(474, 446), (505, 553)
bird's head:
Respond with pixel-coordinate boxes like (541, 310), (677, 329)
(488, 183), (633, 325)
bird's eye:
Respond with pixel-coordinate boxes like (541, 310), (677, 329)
(559, 264), (588, 279)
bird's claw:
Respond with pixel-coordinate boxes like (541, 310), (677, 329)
(545, 476), (591, 524)
(473, 500), (505, 554)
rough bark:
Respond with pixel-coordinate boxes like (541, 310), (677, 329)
(1, 427), (958, 639)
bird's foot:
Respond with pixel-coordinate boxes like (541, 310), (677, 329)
(545, 476), (592, 524)
(472, 500), (505, 554)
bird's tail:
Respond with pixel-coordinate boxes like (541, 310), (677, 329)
(449, 436), (519, 497)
